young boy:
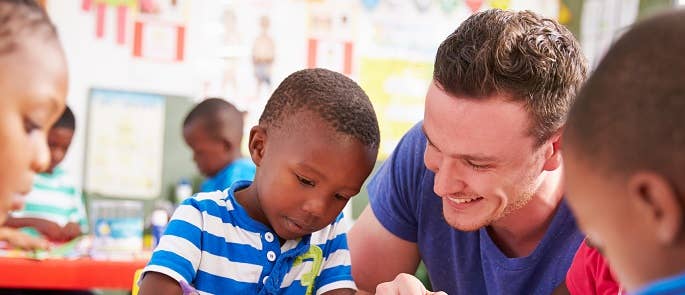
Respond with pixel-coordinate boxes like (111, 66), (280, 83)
(0, 0), (68, 224)
(183, 98), (256, 193)
(563, 9), (685, 295)
(555, 239), (624, 295)
(5, 106), (87, 243)
(139, 68), (380, 295)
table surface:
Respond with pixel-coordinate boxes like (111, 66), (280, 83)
(0, 256), (148, 290)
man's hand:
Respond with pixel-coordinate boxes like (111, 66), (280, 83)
(374, 273), (447, 295)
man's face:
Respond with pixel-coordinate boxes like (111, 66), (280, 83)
(423, 82), (550, 231)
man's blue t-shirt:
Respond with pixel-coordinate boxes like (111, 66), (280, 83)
(200, 158), (256, 192)
(368, 122), (584, 294)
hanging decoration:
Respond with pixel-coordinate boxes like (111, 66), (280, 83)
(489, 0), (510, 10)
(414, 0), (433, 13)
(361, 0), (380, 11)
(83, 0), (136, 45)
(465, 0), (483, 13)
(559, 0), (572, 24)
(439, 0), (459, 14)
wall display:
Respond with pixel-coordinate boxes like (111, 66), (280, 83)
(84, 89), (166, 199)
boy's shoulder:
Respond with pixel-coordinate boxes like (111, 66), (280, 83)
(185, 190), (233, 211)
(35, 166), (78, 192)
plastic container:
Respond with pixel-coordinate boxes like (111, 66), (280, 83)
(150, 208), (169, 249)
(175, 178), (193, 204)
(90, 200), (144, 260)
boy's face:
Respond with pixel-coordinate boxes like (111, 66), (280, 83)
(46, 127), (74, 174)
(423, 82), (559, 231)
(564, 148), (656, 291)
(249, 112), (377, 240)
(0, 39), (68, 223)
(183, 120), (231, 177)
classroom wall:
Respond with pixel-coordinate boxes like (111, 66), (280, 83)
(45, 0), (560, 198)
(45, 0), (676, 210)
(45, 0), (311, 192)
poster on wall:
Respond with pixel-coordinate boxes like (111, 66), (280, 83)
(84, 89), (166, 199)
(306, 2), (356, 75)
(359, 58), (432, 160)
(132, 19), (185, 62)
(195, 1), (279, 109)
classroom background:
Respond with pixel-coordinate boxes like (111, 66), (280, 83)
(2, 0), (682, 294)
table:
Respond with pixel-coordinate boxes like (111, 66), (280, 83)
(0, 257), (148, 290)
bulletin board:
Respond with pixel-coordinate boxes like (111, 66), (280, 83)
(83, 88), (198, 202)
(84, 89), (165, 199)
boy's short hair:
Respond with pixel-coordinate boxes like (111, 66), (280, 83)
(259, 68), (380, 149)
(53, 105), (75, 130)
(564, 10), (685, 187)
(0, 0), (58, 55)
(183, 97), (244, 142)
(434, 9), (587, 146)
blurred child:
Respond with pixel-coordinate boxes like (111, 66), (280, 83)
(139, 68), (380, 295)
(554, 239), (624, 295)
(563, 9), (685, 295)
(0, 0), (68, 224)
(5, 106), (87, 243)
(183, 98), (256, 193)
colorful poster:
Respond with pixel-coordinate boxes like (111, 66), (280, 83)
(359, 58), (433, 159)
(306, 2), (356, 75)
(85, 89), (165, 199)
(132, 20), (185, 62)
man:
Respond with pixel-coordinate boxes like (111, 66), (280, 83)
(349, 9), (587, 294)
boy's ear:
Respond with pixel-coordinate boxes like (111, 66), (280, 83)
(542, 129), (563, 171)
(248, 126), (267, 167)
(628, 171), (684, 245)
(221, 138), (233, 152)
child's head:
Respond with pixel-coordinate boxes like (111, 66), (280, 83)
(183, 98), (244, 177)
(563, 10), (685, 291)
(0, 0), (68, 222)
(245, 68), (379, 240)
(46, 105), (75, 173)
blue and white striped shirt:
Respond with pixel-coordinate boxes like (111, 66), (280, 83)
(143, 181), (356, 295)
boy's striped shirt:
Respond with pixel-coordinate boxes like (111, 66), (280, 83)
(12, 167), (88, 236)
(143, 181), (356, 295)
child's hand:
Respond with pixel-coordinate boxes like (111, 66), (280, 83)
(0, 227), (49, 251)
(374, 273), (448, 295)
(31, 219), (66, 242)
(62, 222), (81, 241)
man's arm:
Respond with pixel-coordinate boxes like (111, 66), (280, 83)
(349, 206), (421, 292)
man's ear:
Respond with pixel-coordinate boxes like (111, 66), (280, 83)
(542, 129), (563, 171)
(248, 126), (267, 167)
(628, 171), (684, 245)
